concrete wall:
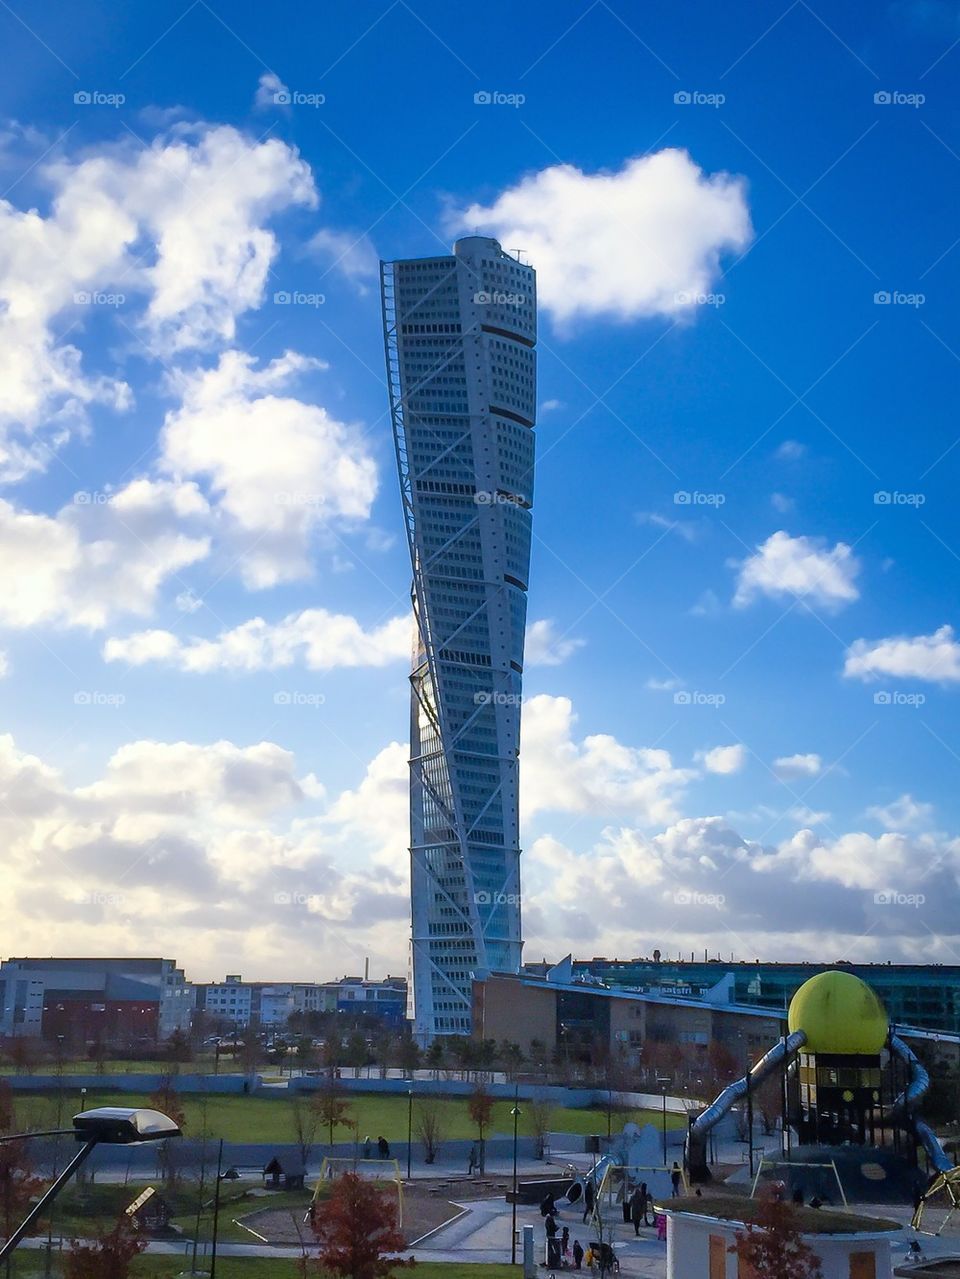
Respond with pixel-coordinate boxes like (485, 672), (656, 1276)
(4, 1073), (257, 1094)
(289, 1074), (695, 1113)
(666, 1211), (894, 1279)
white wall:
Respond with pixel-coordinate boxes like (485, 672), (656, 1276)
(666, 1210), (894, 1279)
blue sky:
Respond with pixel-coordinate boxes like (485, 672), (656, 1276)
(0, 0), (958, 980)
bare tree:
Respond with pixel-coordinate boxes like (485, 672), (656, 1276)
(527, 1094), (555, 1160)
(291, 1090), (321, 1166)
(414, 1099), (447, 1165)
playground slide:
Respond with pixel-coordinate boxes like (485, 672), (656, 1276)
(565, 1152), (618, 1205)
(889, 1034), (953, 1175)
(685, 1030), (808, 1181)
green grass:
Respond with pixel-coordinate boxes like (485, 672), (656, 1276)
(10, 1088), (686, 1145)
(0, 1057), (242, 1075)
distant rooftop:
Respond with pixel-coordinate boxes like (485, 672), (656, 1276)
(663, 1195), (900, 1235)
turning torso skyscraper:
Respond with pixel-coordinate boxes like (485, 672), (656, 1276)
(381, 237), (537, 1040)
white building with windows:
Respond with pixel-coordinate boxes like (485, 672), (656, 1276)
(381, 236), (537, 1040)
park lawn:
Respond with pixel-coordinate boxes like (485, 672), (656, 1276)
(12, 1088), (686, 1145)
(0, 1056), (239, 1075)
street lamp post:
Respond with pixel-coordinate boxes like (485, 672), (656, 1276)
(510, 1090), (522, 1266)
(406, 1087), (413, 1181)
(0, 1107), (183, 1265)
(656, 1077), (670, 1166)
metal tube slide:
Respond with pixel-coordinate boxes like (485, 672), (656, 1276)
(889, 1034), (953, 1174)
(686, 1030), (807, 1181)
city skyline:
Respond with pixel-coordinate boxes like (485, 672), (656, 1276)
(0, 3), (957, 983)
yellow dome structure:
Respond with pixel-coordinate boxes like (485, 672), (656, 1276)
(788, 970), (889, 1055)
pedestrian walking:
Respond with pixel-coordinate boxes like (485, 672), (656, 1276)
(641, 1181), (654, 1226)
(572, 1239), (584, 1270)
(545, 1213), (559, 1239)
(540, 1190), (556, 1217)
(629, 1184), (644, 1236)
(670, 1162), (682, 1197)
(468, 1142), (478, 1176)
(378, 1135), (390, 1159)
(561, 1226), (570, 1256)
(582, 1177), (595, 1223)
(363, 1136), (372, 1160)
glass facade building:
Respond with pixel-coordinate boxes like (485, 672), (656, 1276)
(562, 959), (960, 1035)
(382, 237), (536, 1040)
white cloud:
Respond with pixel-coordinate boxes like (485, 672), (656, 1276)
(636, 511), (697, 542)
(699, 744), (746, 775)
(159, 350), (377, 587)
(770, 492), (794, 513)
(0, 652), (7, 678)
(773, 752), (822, 780)
(0, 125), (316, 479)
(646, 677), (681, 691)
(104, 608), (410, 673)
(866, 794), (934, 831)
(539, 398), (564, 414)
(451, 149), (751, 326)
(521, 694), (694, 826)
(308, 228), (379, 283)
(0, 479), (210, 629)
(843, 625), (960, 683)
(732, 531), (861, 609)
(524, 619), (585, 667)
(255, 72), (289, 110)
(775, 440), (806, 460)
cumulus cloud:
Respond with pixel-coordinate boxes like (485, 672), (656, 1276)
(521, 694), (694, 825)
(0, 479), (210, 629)
(104, 608), (410, 673)
(0, 730), (408, 977)
(775, 440), (806, 461)
(732, 531), (861, 609)
(254, 71), (289, 110)
(866, 794), (934, 831)
(524, 619), (585, 666)
(773, 752), (822, 780)
(522, 813), (960, 963)
(159, 350), (377, 587)
(308, 228), (380, 282)
(843, 625), (960, 683)
(451, 149), (751, 326)
(0, 124), (315, 478)
(699, 744), (746, 775)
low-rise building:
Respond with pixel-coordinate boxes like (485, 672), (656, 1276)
(0, 957), (192, 1044)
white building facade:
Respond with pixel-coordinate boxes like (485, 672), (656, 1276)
(382, 237), (537, 1040)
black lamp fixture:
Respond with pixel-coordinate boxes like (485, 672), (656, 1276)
(0, 1106), (183, 1262)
